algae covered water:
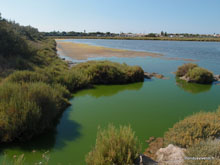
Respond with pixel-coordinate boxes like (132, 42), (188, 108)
(1, 40), (220, 164)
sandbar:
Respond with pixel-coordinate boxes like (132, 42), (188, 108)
(56, 40), (196, 62)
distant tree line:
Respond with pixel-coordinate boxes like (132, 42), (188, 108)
(44, 31), (119, 37)
(44, 30), (218, 38)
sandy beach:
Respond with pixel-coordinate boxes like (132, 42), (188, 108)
(56, 40), (196, 62)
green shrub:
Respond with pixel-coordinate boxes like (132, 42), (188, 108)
(0, 82), (40, 142)
(85, 124), (141, 165)
(175, 63), (214, 84)
(27, 82), (69, 129)
(0, 82), (70, 142)
(164, 109), (220, 148)
(6, 70), (49, 83)
(186, 67), (214, 84)
(58, 70), (90, 92)
(176, 63), (198, 77)
(185, 139), (220, 165)
(57, 61), (144, 93)
(73, 61), (144, 85)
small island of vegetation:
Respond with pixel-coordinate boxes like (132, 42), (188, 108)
(175, 63), (214, 84)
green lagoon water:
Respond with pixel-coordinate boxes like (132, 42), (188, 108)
(1, 40), (220, 164)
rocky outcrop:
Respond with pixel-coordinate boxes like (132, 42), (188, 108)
(214, 75), (220, 82)
(180, 74), (220, 83)
(156, 144), (186, 165)
(179, 76), (191, 82)
(144, 72), (167, 80)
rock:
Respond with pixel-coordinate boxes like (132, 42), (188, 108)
(134, 154), (158, 165)
(61, 58), (65, 60)
(181, 74), (220, 83)
(144, 137), (164, 160)
(144, 72), (167, 80)
(151, 73), (164, 79)
(144, 72), (153, 79)
(179, 76), (191, 82)
(156, 144), (186, 165)
(214, 75), (220, 81)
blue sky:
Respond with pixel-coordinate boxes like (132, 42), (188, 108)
(0, 0), (219, 34)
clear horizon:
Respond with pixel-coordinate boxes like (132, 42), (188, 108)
(0, 0), (220, 34)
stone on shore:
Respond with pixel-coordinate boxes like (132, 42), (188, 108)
(144, 72), (167, 80)
(155, 144), (186, 165)
(214, 75), (220, 81)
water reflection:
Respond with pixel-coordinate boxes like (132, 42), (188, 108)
(75, 82), (144, 98)
(176, 78), (212, 94)
(0, 106), (81, 161)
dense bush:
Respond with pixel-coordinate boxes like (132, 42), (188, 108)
(58, 70), (90, 92)
(5, 70), (49, 83)
(185, 139), (220, 165)
(0, 19), (30, 58)
(175, 63), (214, 84)
(57, 61), (144, 92)
(73, 61), (144, 85)
(85, 124), (141, 165)
(164, 108), (220, 148)
(176, 63), (198, 77)
(0, 82), (70, 142)
(186, 67), (214, 84)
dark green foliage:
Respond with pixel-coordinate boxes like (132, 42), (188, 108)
(0, 82), (40, 142)
(176, 63), (198, 77)
(164, 108), (220, 148)
(57, 61), (144, 92)
(58, 70), (90, 92)
(185, 139), (220, 165)
(186, 67), (214, 84)
(0, 15), (52, 76)
(0, 82), (70, 142)
(175, 63), (214, 84)
(85, 124), (141, 165)
(72, 61), (144, 84)
(6, 71), (49, 83)
(0, 20), (30, 58)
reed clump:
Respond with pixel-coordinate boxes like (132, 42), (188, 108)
(85, 124), (141, 165)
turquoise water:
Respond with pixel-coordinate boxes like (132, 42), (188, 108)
(0, 40), (220, 164)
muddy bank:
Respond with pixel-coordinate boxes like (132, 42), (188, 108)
(56, 40), (196, 62)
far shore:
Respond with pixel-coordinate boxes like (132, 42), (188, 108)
(52, 36), (220, 42)
(56, 40), (196, 62)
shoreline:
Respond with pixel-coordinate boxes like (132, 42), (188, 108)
(53, 36), (220, 42)
(56, 40), (196, 62)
